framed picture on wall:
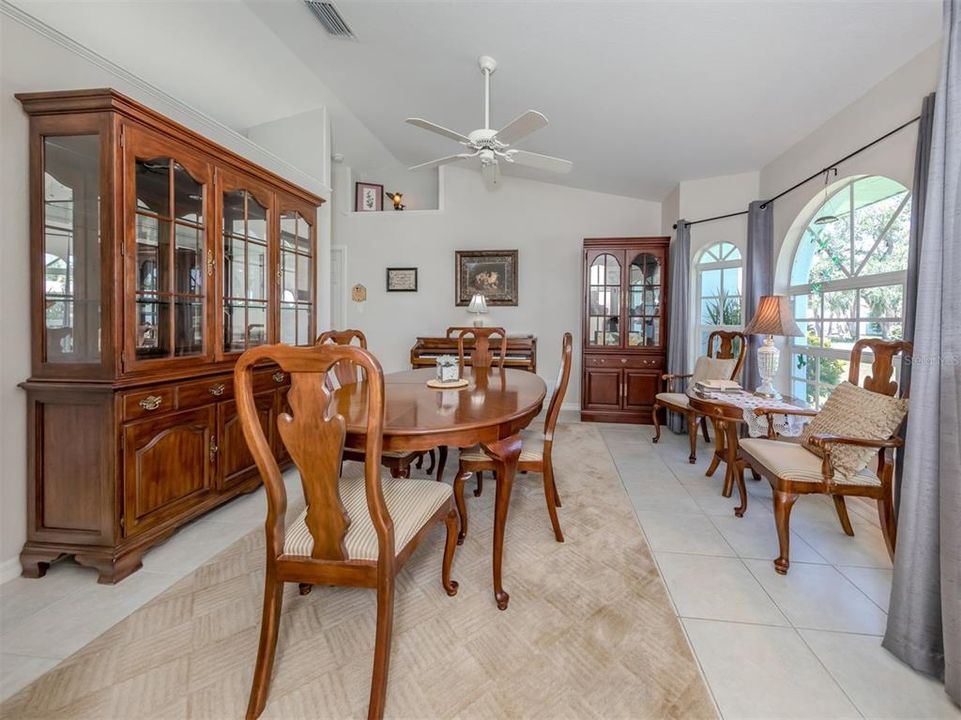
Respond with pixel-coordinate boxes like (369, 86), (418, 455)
(455, 250), (519, 306)
(355, 182), (384, 212)
(386, 267), (418, 292)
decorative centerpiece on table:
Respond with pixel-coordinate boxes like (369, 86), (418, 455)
(427, 355), (469, 389)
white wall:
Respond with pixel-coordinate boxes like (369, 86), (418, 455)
(330, 163), (662, 401)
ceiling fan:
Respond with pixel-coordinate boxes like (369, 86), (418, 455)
(405, 55), (573, 190)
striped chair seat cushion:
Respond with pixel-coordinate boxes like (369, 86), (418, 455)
(740, 438), (880, 486)
(458, 431), (544, 464)
(655, 392), (690, 409)
(284, 463), (451, 561)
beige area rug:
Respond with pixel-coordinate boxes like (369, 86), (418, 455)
(1, 423), (716, 719)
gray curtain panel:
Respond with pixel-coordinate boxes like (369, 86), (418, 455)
(897, 91), (937, 508)
(884, 0), (961, 706)
(743, 200), (774, 392)
(666, 220), (690, 433)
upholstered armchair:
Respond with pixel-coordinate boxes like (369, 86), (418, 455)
(652, 330), (746, 462)
(737, 339), (911, 575)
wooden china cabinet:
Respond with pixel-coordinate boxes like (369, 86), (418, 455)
(581, 237), (669, 423)
(17, 89), (322, 583)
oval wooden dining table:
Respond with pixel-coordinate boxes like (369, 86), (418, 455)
(332, 366), (547, 610)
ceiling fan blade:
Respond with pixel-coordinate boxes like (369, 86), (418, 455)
(493, 110), (548, 146)
(408, 153), (474, 171)
(505, 149), (572, 174)
(405, 118), (471, 144)
(481, 160), (501, 190)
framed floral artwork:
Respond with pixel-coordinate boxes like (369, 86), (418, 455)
(355, 182), (384, 212)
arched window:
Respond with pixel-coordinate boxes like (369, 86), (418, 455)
(695, 242), (742, 355)
(789, 175), (911, 407)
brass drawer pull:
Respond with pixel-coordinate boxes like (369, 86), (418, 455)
(621, 358), (627, 364)
(208, 383), (226, 396)
(272, 371), (286, 384)
(139, 395), (162, 411)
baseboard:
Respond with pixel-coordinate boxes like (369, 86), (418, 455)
(561, 402), (580, 413)
(0, 556), (21, 585)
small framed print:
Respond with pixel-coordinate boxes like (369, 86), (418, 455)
(355, 182), (384, 212)
(386, 267), (418, 292)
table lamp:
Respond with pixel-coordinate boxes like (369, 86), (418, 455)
(743, 295), (803, 399)
(467, 293), (488, 327)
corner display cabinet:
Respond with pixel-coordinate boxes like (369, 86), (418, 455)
(18, 89), (322, 583)
(581, 237), (669, 423)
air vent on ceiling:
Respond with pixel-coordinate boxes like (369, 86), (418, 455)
(305, 1), (356, 40)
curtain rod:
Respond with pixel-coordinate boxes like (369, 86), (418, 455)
(672, 114), (921, 230)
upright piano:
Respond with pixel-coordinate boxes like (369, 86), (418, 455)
(410, 328), (537, 372)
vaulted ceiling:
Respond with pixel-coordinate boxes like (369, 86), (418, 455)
(248, 0), (941, 199)
(13, 0), (942, 201)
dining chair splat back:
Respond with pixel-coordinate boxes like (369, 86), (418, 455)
(454, 332), (574, 543)
(317, 329), (437, 478)
(235, 343), (459, 720)
(652, 329), (747, 462)
(455, 326), (508, 370)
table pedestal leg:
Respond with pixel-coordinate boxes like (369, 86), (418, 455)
(705, 418), (724, 478)
(482, 433), (522, 611)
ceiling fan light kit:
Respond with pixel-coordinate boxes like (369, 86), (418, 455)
(406, 55), (573, 190)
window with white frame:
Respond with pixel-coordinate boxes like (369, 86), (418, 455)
(695, 242), (743, 355)
(788, 175), (911, 408)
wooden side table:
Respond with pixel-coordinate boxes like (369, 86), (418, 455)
(687, 393), (750, 517)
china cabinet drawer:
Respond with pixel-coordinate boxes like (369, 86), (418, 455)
(177, 376), (234, 410)
(123, 387), (176, 420)
(584, 355), (663, 370)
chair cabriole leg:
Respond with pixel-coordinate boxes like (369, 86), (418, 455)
(687, 411), (698, 463)
(246, 574), (284, 720)
(833, 495), (855, 536)
(542, 461), (564, 542)
(772, 489), (799, 574)
(367, 576), (395, 720)
(442, 506), (460, 595)
(652, 402), (662, 443)
(453, 469), (470, 544)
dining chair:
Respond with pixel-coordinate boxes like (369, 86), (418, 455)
(453, 332), (573, 543)
(317, 329), (437, 478)
(454, 326), (508, 370)
(737, 338), (911, 574)
(652, 329), (747, 462)
(235, 342), (459, 720)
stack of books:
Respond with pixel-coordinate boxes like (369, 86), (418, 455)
(693, 379), (742, 396)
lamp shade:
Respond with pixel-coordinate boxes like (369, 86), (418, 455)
(744, 295), (803, 337)
(467, 293), (488, 314)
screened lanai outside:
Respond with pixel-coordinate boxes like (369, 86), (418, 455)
(695, 241), (743, 355)
(788, 175), (911, 407)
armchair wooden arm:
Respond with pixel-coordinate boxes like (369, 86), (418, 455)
(806, 433), (904, 483)
(660, 372), (692, 393)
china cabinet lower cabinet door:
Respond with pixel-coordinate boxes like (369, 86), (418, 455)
(122, 406), (215, 537)
(623, 370), (659, 415)
(217, 392), (274, 490)
(582, 368), (623, 412)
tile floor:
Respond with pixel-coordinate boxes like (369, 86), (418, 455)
(602, 422), (959, 720)
(0, 420), (958, 719)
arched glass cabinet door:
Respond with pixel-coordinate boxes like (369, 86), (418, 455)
(125, 124), (212, 367)
(628, 252), (662, 347)
(278, 199), (315, 346)
(587, 252), (621, 347)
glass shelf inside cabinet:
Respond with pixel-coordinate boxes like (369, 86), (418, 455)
(133, 158), (206, 360)
(43, 135), (102, 364)
(628, 252), (661, 347)
(223, 190), (270, 353)
(588, 253), (620, 347)
(279, 209), (313, 346)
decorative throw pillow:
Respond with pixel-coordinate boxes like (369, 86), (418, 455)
(690, 356), (737, 385)
(799, 381), (908, 479)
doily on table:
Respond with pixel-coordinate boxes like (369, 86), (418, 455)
(698, 392), (812, 438)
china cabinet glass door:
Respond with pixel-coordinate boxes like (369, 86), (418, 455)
(587, 251), (622, 347)
(222, 182), (272, 353)
(42, 134), (101, 365)
(127, 128), (211, 365)
(278, 204), (315, 346)
(628, 252), (663, 347)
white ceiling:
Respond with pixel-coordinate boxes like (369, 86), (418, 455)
(248, 0), (941, 200)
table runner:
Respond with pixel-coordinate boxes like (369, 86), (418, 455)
(698, 391), (812, 438)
